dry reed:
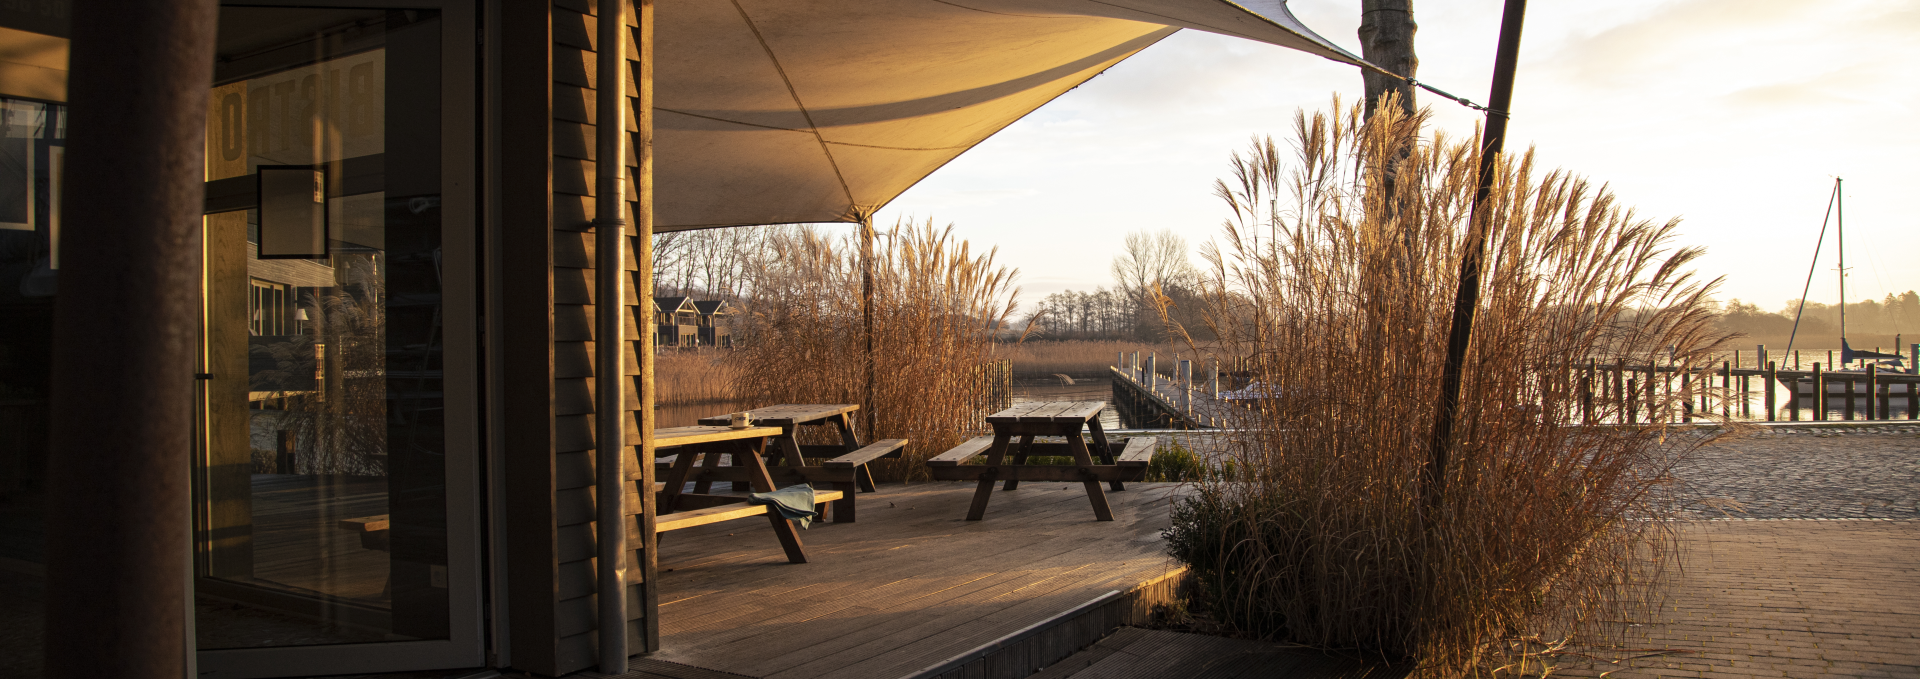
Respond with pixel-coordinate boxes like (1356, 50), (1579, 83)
(994, 340), (1180, 377)
(727, 220), (1019, 481)
(654, 350), (738, 406)
(1163, 97), (1733, 676)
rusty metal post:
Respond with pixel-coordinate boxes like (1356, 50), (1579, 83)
(43, 1), (220, 676)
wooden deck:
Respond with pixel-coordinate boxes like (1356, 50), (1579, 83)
(647, 481), (1187, 679)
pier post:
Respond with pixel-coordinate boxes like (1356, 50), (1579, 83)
(1209, 358), (1219, 398)
(1167, 360), (1182, 414)
(1626, 377), (1637, 424)
(1650, 365), (1661, 423)
(1844, 372), (1856, 420)
(1866, 364), (1877, 420)
(1765, 361), (1777, 421)
(1146, 353), (1157, 390)
(1728, 360), (1743, 418)
(1581, 359), (1594, 425)
(1813, 363), (1825, 421)
(1681, 371), (1692, 423)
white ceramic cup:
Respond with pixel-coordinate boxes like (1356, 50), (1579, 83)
(729, 412), (752, 429)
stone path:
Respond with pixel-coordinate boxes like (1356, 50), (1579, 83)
(1558, 426), (1920, 679)
(1675, 425), (1920, 520)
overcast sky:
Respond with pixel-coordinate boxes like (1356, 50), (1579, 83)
(871, 0), (1920, 320)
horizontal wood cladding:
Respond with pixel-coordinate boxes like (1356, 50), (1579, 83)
(555, 375), (644, 417)
(554, 411), (641, 454)
(556, 196), (645, 235)
(555, 620), (648, 673)
(554, 341), (641, 379)
(552, 120), (641, 165)
(554, 157), (591, 197)
(555, 305), (645, 342)
(555, 85), (592, 125)
(550, 159), (643, 202)
(553, 6), (594, 51)
(554, 267), (645, 305)
(556, 450), (643, 491)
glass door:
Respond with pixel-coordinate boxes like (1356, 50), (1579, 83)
(194, 3), (479, 676)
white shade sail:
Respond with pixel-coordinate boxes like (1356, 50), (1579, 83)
(654, 0), (1368, 231)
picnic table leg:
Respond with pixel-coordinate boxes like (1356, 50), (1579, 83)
(965, 432), (1013, 521)
(692, 447), (722, 494)
(739, 437), (810, 563)
(658, 446), (701, 514)
(1002, 434), (1034, 490)
(1086, 418), (1123, 491)
(830, 413), (877, 493)
(1066, 431), (1115, 521)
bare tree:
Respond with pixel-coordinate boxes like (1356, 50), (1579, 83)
(1110, 230), (1196, 302)
(1359, 0), (1417, 119)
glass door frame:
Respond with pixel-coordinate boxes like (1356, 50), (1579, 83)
(193, 0), (484, 675)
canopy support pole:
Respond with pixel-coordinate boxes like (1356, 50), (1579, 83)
(1425, 0), (1527, 506)
(861, 215), (876, 440)
(43, 1), (220, 676)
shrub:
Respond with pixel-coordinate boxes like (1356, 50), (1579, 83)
(1162, 97), (1731, 676)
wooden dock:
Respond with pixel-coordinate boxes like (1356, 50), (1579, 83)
(1109, 356), (1920, 427)
(642, 482), (1188, 679)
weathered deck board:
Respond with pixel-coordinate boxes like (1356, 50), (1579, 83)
(650, 482), (1184, 679)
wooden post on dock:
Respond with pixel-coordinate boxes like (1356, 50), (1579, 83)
(1813, 363), (1825, 421)
(1728, 360), (1743, 418)
(1583, 359), (1595, 425)
(1146, 353), (1157, 390)
(1651, 372), (1666, 423)
(1681, 370), (1693, 423)
(1626, 376), (1637, 424)
(1178, 359), (1192, 413)
(1835, 374), (1850, 421)
(1613, 359), (1625, 423)
(1765, 361), (1777, 421)
(1866, 364), (1877, 420)
(1209, 357), (1219, 398)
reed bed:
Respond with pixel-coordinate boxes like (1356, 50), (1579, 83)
(654, 350), (738, 406)
(1163, 97), (1733, 676)
(727, 220), (1019, 481)
(994, 339), (1179, 377)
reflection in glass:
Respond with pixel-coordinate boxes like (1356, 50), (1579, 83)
(195, 6), (447, 649)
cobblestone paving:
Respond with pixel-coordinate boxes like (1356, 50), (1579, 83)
(1559, 425), (1920, 679)
(1675, 424), (1920, 519)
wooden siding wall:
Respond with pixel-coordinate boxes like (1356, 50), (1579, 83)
(504, 0), (653, 674)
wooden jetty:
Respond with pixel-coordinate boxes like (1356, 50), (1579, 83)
(1107, 349), (1919, 427)
(1108, 355), (1228, 430)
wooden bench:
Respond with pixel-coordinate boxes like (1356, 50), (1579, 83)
(656, 438), (907, 523)
(656, 489), (843, 564)
(339, 515), (391, 552)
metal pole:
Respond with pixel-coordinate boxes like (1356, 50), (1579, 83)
(1425, 0), (1527, 502)
(632, 0), (659, 651)
(860, 216), (876, 439)
(594, 0), (631, 669)
(43, 1), (219, 676)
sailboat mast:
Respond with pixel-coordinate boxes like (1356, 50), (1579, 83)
(1837, 177), (1845, 344)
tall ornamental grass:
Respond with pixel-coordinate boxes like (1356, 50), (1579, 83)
(729, 220), (1019, 481)
(1163, 97), (1733, 676)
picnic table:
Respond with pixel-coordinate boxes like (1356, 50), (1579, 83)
(668, 404), (903, 523)
(653, 425), (849, 563)
(926, 401), (1154, 521)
